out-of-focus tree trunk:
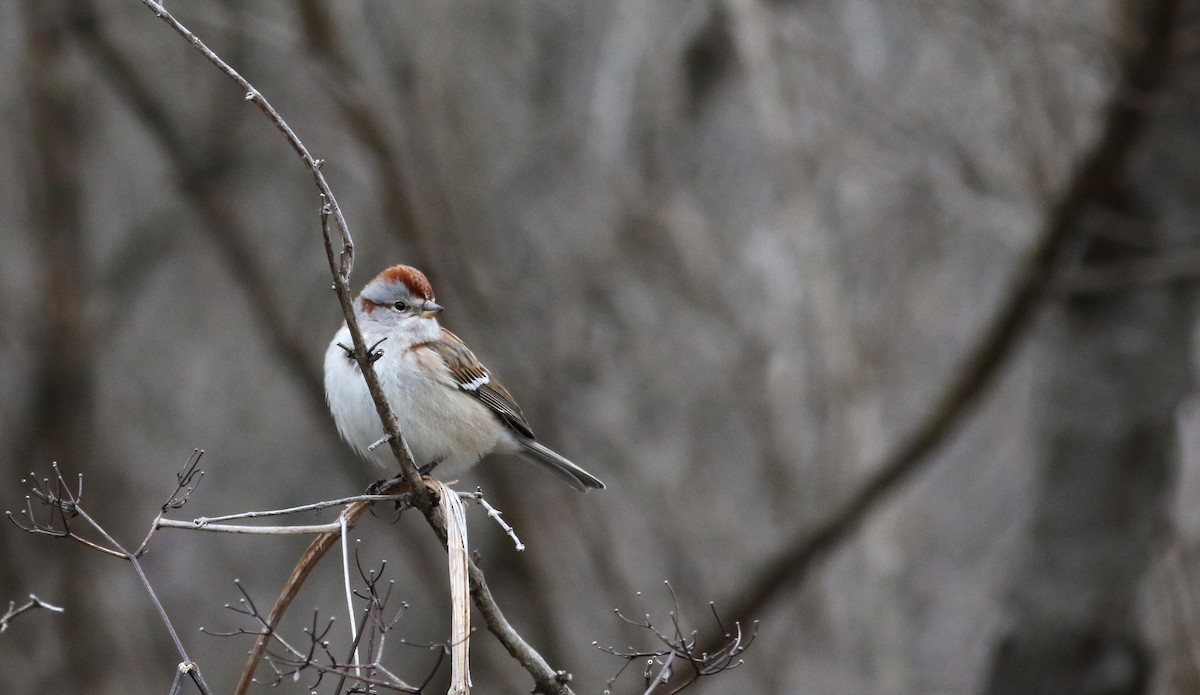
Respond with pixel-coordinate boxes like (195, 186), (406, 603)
(985, 1), (1197, 692)
(13, 1), (107, 691)
(986, 288), (1185, 695)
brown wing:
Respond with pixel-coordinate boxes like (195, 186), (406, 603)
(426, 328), (536, 439)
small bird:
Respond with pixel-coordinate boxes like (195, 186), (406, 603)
(324, 265), (605, 491)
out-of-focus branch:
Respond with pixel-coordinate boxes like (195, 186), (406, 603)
(135, 3), (579, 692)
(69, 4), (330, 422)
(725, 0), (1184, 627)
(295, 0), (496, 315)
(296, 0), (433, 269)
(1056, 249), (1200, 295)
(18, 6), (112, 686)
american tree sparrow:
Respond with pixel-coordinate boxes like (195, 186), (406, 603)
(324, 265), (605, 491)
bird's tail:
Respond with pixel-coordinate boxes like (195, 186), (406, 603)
(517, 440), (606, 492)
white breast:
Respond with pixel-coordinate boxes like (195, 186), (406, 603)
(324, 325), (510, 477)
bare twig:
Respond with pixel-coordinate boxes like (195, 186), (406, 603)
(233, 493), (379, 695)
(70, 3), (330, 420)
(8, 465), (127, 559)
(74, 507), (212, 693)
(182, 492), (415, 526)
(295, 0), (436, 270)
(134, 449), (205, 555)
(1056, 249), (1200, 295)
(598, 585), (755, 694)
(208, 570), (430, 693)
(154, 490), (414, 536)
(724, 0), (1186, 630)
(153, 489), (501, 536)
(0, 594), (64, 634)
(157, 518), (362, 535)
(8, 464), (212, 694)
(464, 488), (525, 552)
(467, 556), (576, 694)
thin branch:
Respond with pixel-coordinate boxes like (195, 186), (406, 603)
(184, 492), (414, 525)
(598, 586), (754, 694)
(722, 0), (1186, 630)
(464, 488), (525, 552)
(72, 503), (213, 694)
(10, 464), (212, 693)
(467, 557), (575, 694)
(157, 519), (354, 535)
(70, 3), (329, 417)
(0, 594), (64, 633)
(135, 449), (206, 555)
(7, 467), (128, 559)
(295, 0), (436, 269)
(155, 490), (506, 535)
(211, 574), (428, 693)
(229, 481), (424, 695)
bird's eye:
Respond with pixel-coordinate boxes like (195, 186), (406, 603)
(393, 300), (408, 311)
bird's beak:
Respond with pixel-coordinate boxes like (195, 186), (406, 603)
(420, 301), (443, 318)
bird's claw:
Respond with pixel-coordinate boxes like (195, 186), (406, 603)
(366, 477), (398, 495)
(368, 337), (387, 363)
(363, 461), (439, 495)
(338, 337), (387, 364)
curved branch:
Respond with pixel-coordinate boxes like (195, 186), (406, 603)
(70, 3), (329, 419)
(725, 0), (1184, 626)
(295, 0), (433, 266)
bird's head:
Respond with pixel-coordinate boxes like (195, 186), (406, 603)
(356, 265), (444, 337)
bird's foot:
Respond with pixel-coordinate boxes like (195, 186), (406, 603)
(367, 337), (387, 363)
(364, 461), (440, 495)
(338, 337), (387, 364)
(366, 475), (401, 496)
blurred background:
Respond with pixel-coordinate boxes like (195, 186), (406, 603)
(3, 0), (1200, 693)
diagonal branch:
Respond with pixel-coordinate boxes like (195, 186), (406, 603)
(70, 2), (327, 411)
(11, 464), (214, 693)
(0, 594), (64, 633)
(295, 0), (433, 267)
(724, 0), (1185, 627)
